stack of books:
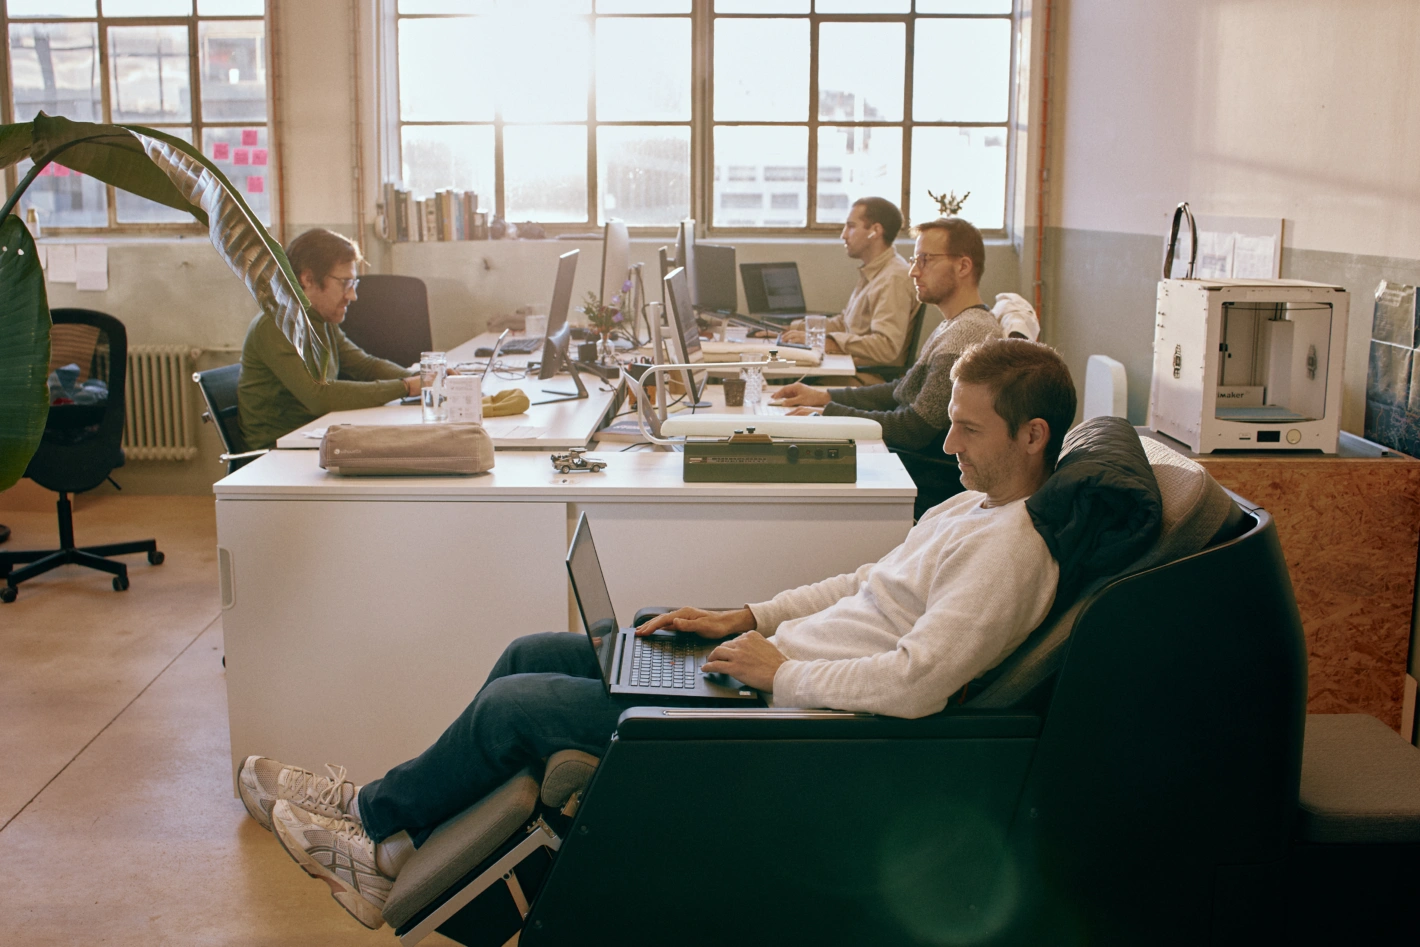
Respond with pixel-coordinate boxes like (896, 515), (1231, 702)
(380, 183), (489, 242)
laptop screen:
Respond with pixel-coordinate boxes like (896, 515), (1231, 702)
(740, 262), (807, 314)
(567, 515), (620, 689)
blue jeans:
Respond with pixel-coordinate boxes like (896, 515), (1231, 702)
(357, 632), (627, 845)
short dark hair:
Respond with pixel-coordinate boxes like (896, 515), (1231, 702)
(951, 338), (1077, 468)
(285, 228), (364, 285)
(852, 196), (903, 245)
(913, 217), (986, 284)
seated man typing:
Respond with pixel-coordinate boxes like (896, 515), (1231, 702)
(239, 338), (1077, 930)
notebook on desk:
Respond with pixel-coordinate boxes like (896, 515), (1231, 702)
(567, 514), (758, 701)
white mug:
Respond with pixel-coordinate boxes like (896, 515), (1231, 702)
(525, 313), (549, 339)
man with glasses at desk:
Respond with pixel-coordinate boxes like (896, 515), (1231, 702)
(237, 228), (421, 451)
(773, 217), (1004, 519)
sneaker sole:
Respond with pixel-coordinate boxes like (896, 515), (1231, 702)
(237, 756), (273, 832)
(271, 813), (386, 931)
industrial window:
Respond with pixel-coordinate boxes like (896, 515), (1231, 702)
(390, 0), (1015, 235)
(1, 0), (275, 232)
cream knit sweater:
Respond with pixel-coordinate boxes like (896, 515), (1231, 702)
(749, 491), (1058, 719)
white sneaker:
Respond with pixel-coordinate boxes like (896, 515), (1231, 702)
(271, 799), (392, 930)
(238, 756), (360, 831)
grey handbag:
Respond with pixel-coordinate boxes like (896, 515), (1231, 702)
(319, 423), (495, 476)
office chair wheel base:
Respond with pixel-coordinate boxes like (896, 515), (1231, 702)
(148, 550), (165, 565)
(1, 586), (15, 603)
(113, 575), (130, 592)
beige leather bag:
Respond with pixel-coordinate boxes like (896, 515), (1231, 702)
(319, 423), (495, 476)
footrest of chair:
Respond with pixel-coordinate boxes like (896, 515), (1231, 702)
(1297, 714), (1420, 844)
(384, 769), (541, 931)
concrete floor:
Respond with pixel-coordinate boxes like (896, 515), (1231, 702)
(0, 482), (461, 945)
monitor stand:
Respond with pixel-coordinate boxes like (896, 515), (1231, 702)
(532, 344), (591, 405)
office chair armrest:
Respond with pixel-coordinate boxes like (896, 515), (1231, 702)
(614, 706), (1041, 741)
(220, 449), (268, 464)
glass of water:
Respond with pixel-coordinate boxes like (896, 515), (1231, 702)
(420, 351), (448, 422)
(804, 314), (828, 353)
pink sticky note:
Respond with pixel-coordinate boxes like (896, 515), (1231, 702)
(53, 164), (70, 177)
(241, 129), (258, 146)
(233, 149), (250, 165)
(247, 175), (265, 194)
(213, 142), (230, 160)
(252, 148), (268, 166)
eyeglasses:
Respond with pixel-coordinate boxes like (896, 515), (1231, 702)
(908, 252), (960, 270)
(326, 276), (360, 292)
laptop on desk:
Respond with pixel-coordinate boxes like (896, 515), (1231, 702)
(740, 262), (833, 321)
(567, 514), (759, 702)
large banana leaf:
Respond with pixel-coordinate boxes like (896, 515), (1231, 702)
(0, 215), (50, 491)
(0, 111), (329, 492)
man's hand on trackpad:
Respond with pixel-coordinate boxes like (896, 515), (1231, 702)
(701, 631), (786, 692)
(635, 606), (756, 639)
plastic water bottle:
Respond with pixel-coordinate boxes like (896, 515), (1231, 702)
(742, 364), (764, 409)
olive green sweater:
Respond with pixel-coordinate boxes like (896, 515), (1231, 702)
(237, 313), (413, 451)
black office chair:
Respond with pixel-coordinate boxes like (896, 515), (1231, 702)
(339, 274), (433, 368)
(856, 301), (928, 383)
(1, 309), (163, 603)
(193, 363), (265, 475)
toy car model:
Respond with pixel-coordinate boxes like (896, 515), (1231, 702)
(551, 448), (606, 474)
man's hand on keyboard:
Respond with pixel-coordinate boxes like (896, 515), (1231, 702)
(635, 606), (756, 639)
(702, 631), (787, 692)
(771, 382), (831, 408)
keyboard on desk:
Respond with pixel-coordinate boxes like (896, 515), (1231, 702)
(630, 636), (703, 690)
(497, 336), (544, 355)
(749, 403), (790, 416)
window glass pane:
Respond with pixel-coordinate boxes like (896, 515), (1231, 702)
(103, 0), (193, 15)
(8, 0), (96, 14)
(597, 17), (689, 121)
(117, 127), (193, 222)
(815, 0), (907, 11)
(597, 0), (688, 11)
(109, 26), (192, 124)
(499, 18), (588, 121)
(713, 125), (807, 227)
(199, 0), (265, 13)
(204, 125), (274, 224)
(913, 18), (1010, 122)
(598, 125), (689, 226)
(715, 0), (806, 11)
(400, 0), (588, 9)
(15, 157), (108, 228)
(9, 23), (102, 123)
(399, 1), (494, 11)
(816, 125), (901, 225)
(818, 21), (903, 122)
(714, 19), (808, 121)
(399, 18), (491, 121)
(504, 125), (587, 222)
(200, 20), (268, 122)
(401, 124), (495, 199)
(909, 126), (1006, 230)
(917, 0), (1012, 12)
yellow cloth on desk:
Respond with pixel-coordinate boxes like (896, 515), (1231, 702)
(483, 388), (530, 417)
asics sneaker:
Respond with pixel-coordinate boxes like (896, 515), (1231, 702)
(238, 756), (360, 831)
(271, 799), (392, 930)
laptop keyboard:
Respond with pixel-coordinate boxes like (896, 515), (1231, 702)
(498, 336), (544, 354)
(630, 637), (700, 689)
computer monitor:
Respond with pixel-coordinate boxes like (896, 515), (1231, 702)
(696, 244), (737, 314)
(600, 219), (630, 307)
(663, 266), (706, 405)
(537, 249), (579, 378)
(674, 219), (698, 309)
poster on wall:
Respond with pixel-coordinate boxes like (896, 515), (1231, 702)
(1364, 280), (1420, 457)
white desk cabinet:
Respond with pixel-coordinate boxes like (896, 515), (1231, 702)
(215, 449), (915, 784)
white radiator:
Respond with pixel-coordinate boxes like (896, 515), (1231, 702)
(123, 346), (198, 461)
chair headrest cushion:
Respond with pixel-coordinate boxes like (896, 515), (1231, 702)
(1026, 416), (1164, 599)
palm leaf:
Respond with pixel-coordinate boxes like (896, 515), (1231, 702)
(0, 216), (51, 492)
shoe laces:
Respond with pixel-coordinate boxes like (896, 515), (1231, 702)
(287, 763), (355, 815)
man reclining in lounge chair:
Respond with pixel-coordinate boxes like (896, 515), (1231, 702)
(238, 338), (1078, 930)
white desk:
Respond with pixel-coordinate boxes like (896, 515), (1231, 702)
(215, 448), (915, 785)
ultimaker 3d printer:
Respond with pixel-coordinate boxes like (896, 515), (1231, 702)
(1148, 278), (1349, 453)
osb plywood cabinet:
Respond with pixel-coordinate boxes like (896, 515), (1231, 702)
(1145, 429), (1420, 731)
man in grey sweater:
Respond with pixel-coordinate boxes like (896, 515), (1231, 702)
(772, 216), (1002, 518)
(239, 338), (1077, 930)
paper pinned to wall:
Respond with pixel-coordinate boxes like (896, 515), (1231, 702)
(75, 244), (108, 292)
(47, 244), (77, 283)
(1233, 234), (1278, 279)
(1165, 214), (1282, 280)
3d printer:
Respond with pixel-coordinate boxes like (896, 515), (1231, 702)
(1148, 278), (1349, 453)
